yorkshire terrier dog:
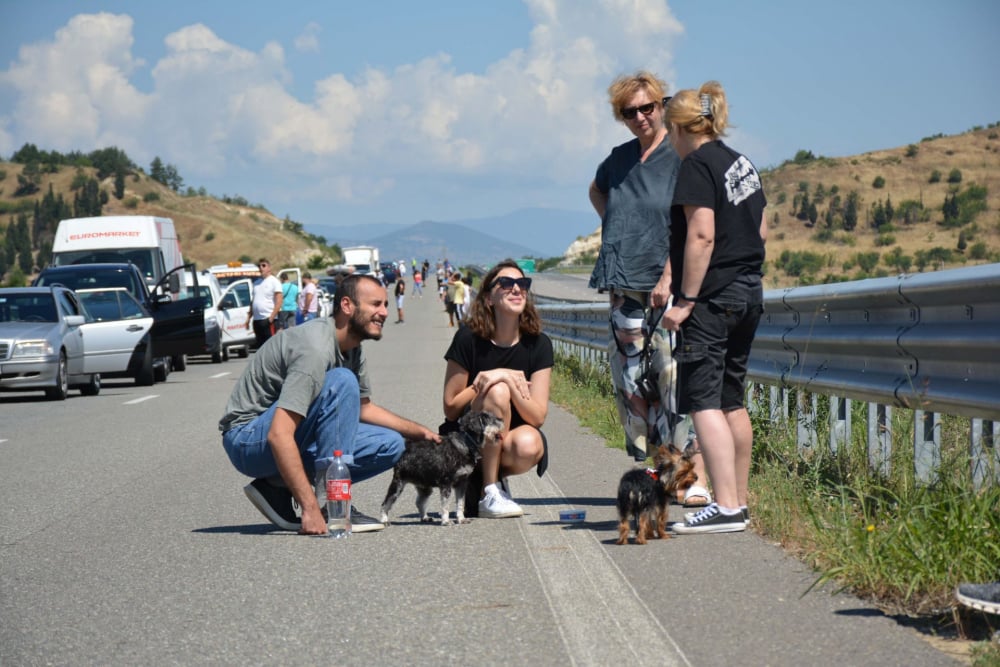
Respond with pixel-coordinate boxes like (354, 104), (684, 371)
(615, 444), (698, 545)
(380, 411), (504, 526)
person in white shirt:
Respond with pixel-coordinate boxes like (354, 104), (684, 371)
(247, 258), (283, 347)
(300, 272), (319, 321)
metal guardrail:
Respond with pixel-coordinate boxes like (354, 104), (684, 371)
(537, 263), (1000, 486)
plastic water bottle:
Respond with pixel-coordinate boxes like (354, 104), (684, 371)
(324, 450), (352, 538)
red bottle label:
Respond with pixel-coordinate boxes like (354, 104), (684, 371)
(326, 479), (351, 501)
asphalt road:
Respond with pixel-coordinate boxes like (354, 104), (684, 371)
(0, 283), (958, 666)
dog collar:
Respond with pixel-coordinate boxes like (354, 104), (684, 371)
(645, 467), (659, 481)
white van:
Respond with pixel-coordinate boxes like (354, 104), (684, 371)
(52, 216), (184, 291)
(182, 270), (254, 362)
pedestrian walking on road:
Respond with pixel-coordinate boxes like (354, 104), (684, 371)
(588, 70), (709, 505)
(451, 273), (467, 323)
(443, 260), (553, 519)
(662, 81), (767, 535)
(221, 274), (441, 535)
(247, 258), (282, 348)
(394, 277), (406, 323)
(412, 270), (423, 297)
(277, 273), (299, 330)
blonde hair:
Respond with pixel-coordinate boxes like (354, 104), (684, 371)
(665, 80), (729, 138)
(607, 71), (669, 123)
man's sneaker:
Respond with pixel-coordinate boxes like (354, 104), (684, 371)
(955, 582), (1000, 615)
(244, 478), (300, 531)
(479, 490), (524, 518)
(673, 503), (746, 534)
(349, 506), (386, 533)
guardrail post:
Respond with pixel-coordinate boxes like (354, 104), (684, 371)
(868, 402), (892, 478)
(970, 419), (999, 490)
(830, 396), (851, 455)
(797, 391), (818, 453)
(913, 410), (941, 484)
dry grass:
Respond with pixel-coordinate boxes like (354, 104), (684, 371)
(563, 125), (1000, 287)
(0, 164), (329, 272)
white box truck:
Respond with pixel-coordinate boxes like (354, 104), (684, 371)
(51, 216), (184, 290)
(342, 246), (379, 276)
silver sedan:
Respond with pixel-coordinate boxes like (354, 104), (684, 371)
(0, 286), (101, 400)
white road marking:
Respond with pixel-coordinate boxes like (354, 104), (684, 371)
(124, 395), (159, 405)
(210, 372), (231, 379)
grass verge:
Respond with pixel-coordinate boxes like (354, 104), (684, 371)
(550, 353), (1000, 664)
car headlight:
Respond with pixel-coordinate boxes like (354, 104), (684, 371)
(12, 340), (54, 357)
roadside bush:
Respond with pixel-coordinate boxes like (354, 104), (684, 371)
(123, 196), (140, 209)
(143, 192), (160, 202)
(929, 170), (941, 184)
(947, 168), (963, 184)
(872, 175), (886, 189)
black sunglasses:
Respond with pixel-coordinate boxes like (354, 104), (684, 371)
(620, 102), (657, 120)
(491, 276), (532, 291)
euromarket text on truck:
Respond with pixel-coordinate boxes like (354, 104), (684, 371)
(51, 215), (184, 291)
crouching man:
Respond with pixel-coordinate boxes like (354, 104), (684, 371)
(220, 274), (440, 534)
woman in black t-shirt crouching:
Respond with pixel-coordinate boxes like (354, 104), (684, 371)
(443, 259), (553, 519)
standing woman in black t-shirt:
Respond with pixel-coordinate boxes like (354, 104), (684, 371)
(443, 259), (553, 519)
(662, 81), (768, 535)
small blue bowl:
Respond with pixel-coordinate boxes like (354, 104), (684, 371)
(559, 509), (586, 523)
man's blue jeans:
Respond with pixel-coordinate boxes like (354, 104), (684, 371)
(222, 367), (405, 483)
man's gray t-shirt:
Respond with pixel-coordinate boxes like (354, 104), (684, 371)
(218, 318), (370, 432)
(589, 137), (681, 292)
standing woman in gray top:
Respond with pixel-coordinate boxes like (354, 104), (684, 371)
(588, 71), (709, 504)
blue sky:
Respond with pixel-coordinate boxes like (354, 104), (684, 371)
(1, 1), (997, 230)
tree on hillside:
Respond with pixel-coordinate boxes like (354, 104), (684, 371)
(14, 161), (41, 196)
(843, 191), (860, 231)
(73, 178), (104, 218)
(15, 214), (32, 273)
(164, 164), (183, 192)
(88, 147), (135, 180)
(114, 169), (126, 200)
(150, 157), (166, 184)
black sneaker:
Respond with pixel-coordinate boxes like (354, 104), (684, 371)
(686, 505), (751, 526)
(673, 503), (746, 534)
(956, 582), (1000, 615)
(244, 478), (300, 531)
(350, 506), (385, 533)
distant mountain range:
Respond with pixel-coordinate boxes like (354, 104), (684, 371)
(305, 207), (598, 266)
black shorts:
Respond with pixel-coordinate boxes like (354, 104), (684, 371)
(675, 276), (763, 414)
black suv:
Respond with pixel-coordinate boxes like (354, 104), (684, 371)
(33, 263), (205, 381)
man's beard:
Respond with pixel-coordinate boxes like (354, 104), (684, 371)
(348, 310), (382, 341)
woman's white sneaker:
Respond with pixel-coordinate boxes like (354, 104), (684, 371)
(478, 490), (524, 518)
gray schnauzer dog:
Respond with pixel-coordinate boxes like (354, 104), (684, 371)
(380, 411), (504, 526)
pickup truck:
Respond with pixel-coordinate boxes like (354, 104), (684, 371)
(33, 262), (205, 382)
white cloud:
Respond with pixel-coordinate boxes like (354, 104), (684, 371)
(294, 22), (321, 53)
(0, 1), (685, 210)
(0, 13), (149, 153)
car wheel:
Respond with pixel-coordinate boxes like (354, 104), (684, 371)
(221, 345), (230, 362)
(172, 354), (187, 372)
(136, 344), (155, 386)
(80, 374), (101, 396)
(211, 348), (223, 363)
(154, 357), (170, 383)
(237, 346), (248, 358)
(45, 351), (69, 400)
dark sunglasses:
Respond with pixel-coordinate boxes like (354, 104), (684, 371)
(491, 276), (532, 291)
(620, 102), (657, 120)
